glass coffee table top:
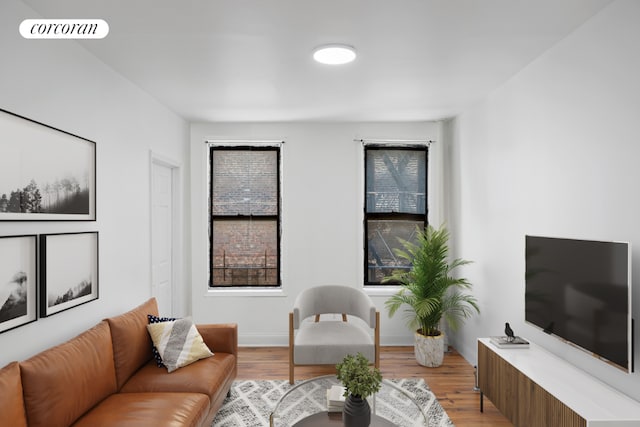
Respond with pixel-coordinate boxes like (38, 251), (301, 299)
(269, 375), (428, 427)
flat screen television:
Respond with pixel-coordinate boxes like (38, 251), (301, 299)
(525, 235), (633, 372)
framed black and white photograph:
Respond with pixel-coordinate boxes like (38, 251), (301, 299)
(40, 232), (98, 317)
(0, 235), (37, 333)
(0, 108), (96, 221)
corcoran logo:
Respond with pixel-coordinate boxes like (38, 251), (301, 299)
(19, 19), (109, 39)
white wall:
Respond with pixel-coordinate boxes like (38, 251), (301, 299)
(0, 0), (189, 366)
(447, 0), (640, 400)
(190, 121), (441, 346)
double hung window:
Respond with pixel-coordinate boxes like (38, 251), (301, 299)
(364, 146), (428, 286)
(209, 146), (281, 287)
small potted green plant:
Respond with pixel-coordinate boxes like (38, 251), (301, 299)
(336, 353), (382, 427)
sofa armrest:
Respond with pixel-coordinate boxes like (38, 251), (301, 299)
(0, 362), (28, 427)
(196, 323), (238, 356)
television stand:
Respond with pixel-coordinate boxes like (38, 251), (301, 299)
(477, 338), (640, 426)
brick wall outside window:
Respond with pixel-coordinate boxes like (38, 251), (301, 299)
(209, 147), (280, 287)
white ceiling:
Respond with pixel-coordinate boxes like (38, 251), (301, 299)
(23, 0), (613, 122)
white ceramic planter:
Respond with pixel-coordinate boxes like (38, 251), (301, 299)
(414, 331), (445, 367)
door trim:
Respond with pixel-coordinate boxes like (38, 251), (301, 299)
(149, 150), (183, 317)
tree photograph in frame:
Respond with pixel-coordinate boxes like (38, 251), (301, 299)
(0, 109), (96, 221)
(40, 232), (98, 317)
(0, 235), (37, 333)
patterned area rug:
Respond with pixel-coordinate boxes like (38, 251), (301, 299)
(212, 378), (454, 427)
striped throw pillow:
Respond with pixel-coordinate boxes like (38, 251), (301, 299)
(146, 318), (213, 372)
(148, 314), (177, 367)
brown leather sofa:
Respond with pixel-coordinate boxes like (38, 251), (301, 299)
(0, 298), (237, 427)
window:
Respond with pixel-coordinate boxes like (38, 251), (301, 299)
(209, 146), (280, 287)
(364, 146), (428, 285)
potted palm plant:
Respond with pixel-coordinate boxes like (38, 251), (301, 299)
(336, 353), (382, 427)
(384, 224), (480, 367)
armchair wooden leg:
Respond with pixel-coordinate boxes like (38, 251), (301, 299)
(374, 311), (380, 369)
(289, 363), (294, 385)
(289, 312), (295, 384)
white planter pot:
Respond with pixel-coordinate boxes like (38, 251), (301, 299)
(414, 331), (445, 367)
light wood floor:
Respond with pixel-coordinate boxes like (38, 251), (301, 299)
(236, 346), (512, 427)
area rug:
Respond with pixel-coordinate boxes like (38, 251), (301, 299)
(212, 378), (454, 427)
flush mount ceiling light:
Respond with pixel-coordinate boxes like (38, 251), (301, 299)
(313, 44), (357, 65)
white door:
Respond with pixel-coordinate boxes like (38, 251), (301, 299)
(151, 161), (174, 316)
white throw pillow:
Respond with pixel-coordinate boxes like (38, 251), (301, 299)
(146, 318), (213, 372)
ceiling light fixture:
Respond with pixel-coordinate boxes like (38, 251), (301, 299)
(313, 44), (357, 65)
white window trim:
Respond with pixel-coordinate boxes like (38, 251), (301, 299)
(356, 134), (445, 292)
(205, 139), (285, 296)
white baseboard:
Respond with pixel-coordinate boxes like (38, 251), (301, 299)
(237, 333), (414, 347)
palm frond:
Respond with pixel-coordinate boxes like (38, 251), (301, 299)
(383, 224), (480, 335)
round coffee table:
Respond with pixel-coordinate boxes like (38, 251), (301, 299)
(291, 412), (395, 426)
(269, 375), (428, 427)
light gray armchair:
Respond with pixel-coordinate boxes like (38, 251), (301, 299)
(288, 285), (380, 384)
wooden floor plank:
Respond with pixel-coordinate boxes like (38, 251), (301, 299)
(236, 346), (512, 427)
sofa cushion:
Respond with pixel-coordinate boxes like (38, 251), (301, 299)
(120, 352), (236, 403)
(20, 321), (117, 427)
(106, 298), (159, 389)
(147, 318), (213, 372)
(0, 362), (28, 427)
(72, 392), (209, 427)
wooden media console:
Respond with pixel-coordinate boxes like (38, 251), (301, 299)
(477, 338), (640, 427)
